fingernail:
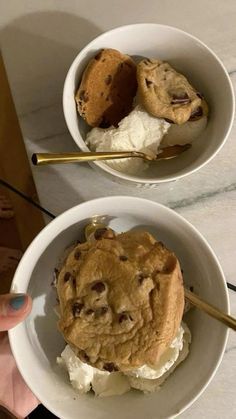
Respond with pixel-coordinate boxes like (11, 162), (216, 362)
(9, 294), (26, 311)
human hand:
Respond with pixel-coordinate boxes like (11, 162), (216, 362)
(0, 294), (39, 418)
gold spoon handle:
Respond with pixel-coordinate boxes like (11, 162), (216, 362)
(31, 151), (145, 166)
(31, 145), (191, 166)
(185, 288), (236, 331)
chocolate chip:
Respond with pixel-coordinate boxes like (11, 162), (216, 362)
(119, 255), (128, 261)
(100, 92), (104, 97)
(103, 362), (118, 372)
(100, 306), (108, 314)
(91, 281), (106, 293)
(105, 75), (112, 85)
(72, 302), (84, 317)
(119, 313), (133, 323)
(64, 272), (72, 282)
(95, 50), (103, 60)
(164, 118), (174, 124)
(84, 353), (90, 362)
(171, 93), (190, 105)
(74, 250), (81, 260)
(163, 255), (176, 274)
(145, 79), (153, 87)
(189, 106), (203, 121)
(94, 228), (108, 240)
(118, 62), (124, 71)
(105, 95), (110, 101)
(85, 309), (94, 315)
(73, 278), (76, 287)
(80, 350), (90, 362)
(196, 92), (204, 99)
(95, 306), (109, 317)
(79, 90), (89, 102)
(99, 117), (110, 128)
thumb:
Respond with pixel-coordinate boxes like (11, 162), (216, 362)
(0, 293), (32, 332)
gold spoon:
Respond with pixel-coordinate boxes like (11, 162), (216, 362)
(84, 222), (236, 332)
(31, 144), (191, 166)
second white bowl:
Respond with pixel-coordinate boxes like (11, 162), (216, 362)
(9, 197), (229, 418)
(63, 23), (234, 186)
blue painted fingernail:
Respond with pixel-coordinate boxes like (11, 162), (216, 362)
(9, 295), (26, 310)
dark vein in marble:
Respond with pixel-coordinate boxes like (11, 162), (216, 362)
(19, 101), (60, 118)
(169, 182), (236, 210)
(32, 130), (68, 142)
(225, 345), (236, 354)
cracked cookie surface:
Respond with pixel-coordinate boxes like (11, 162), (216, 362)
(57, 230), (184, 372)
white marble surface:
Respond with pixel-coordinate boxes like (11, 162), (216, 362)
(0, 1), (236, 417)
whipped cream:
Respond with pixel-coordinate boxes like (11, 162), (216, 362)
(86, 105), (170, 174)
(57, 322), (191, 396)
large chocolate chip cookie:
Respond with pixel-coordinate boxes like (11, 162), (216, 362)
(137, 59), (206, 124)
(75, 48), (137, 127)
(57, 230), (184, 372)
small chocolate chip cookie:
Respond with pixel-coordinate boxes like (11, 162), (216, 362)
(57, 230), (184, 372)
(137, 59), (205, 124)
(75, 48), (137, 127)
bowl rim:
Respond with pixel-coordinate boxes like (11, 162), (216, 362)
(9, 196), (229, 418)
(63, 23), (235, 184)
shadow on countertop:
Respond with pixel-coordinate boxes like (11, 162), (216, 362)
(0, 10), (102, 116)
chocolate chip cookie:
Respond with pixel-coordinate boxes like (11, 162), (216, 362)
(57, 230), (184, 372)
(137, 59), (205, 124)
(75, 48), (137, 127)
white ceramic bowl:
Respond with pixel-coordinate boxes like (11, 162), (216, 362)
(9, 196), (229, 419)
(63, 23), (235, 187)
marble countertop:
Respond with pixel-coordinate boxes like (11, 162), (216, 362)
(0, 1), (236, 417)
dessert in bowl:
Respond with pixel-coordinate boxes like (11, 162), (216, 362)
(56, 227), (191, 396)
(9, 197), (229, 418)
(63, 23), (234, 186)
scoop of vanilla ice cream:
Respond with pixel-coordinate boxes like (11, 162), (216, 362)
(57, 322), (191, 396)
(127, 322), (191, 393)
(127, 323), (186, 380)
(86, 105), (170, 175)
(57, 345), (130, 396)
(161, 116), (207, 147)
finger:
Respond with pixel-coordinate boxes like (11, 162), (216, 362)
(0, 294), (32, 332)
